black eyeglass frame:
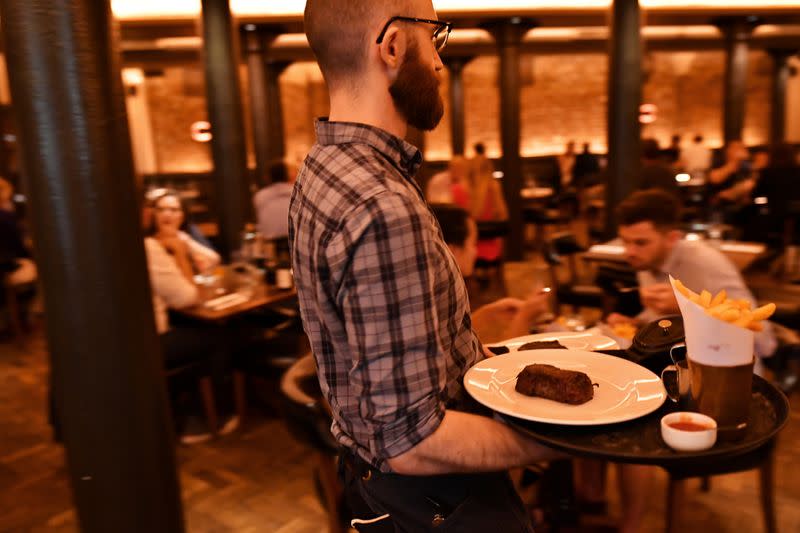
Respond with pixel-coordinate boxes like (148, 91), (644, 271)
(375, 16), (453, 51)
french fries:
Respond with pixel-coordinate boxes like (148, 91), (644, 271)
(672, 278), (775, 332)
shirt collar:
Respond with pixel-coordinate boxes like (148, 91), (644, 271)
(314, 118), (423, 177)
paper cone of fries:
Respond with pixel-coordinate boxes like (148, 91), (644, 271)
(669, 276), (754, 366)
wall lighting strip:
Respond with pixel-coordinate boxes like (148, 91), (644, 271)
(111, 0), (800, 20)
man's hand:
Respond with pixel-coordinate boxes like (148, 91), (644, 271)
(517, 288), (550, 322)
(639, 283), (680, 315)
(156, 235), (188, 256)
(157, 235), (195, 282)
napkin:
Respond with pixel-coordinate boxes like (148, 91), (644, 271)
(669, 275), (754, 367)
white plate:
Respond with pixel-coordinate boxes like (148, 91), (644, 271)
(464, 349), (667, 425)
(487, 331), (619, 353)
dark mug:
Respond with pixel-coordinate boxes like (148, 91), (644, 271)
(661, 342), (753, 441)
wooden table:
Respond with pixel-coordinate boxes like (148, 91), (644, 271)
(176, 284), (297, 323)
(583, 238), (767, 271)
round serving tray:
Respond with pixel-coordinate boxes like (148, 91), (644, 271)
(502, 375), (789, 467)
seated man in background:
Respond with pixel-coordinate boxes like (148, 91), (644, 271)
(430, 204), (549, 342)
(607, 189), (777, 361)
(254, 159), (296, 239)
(709, 140), (753, 222)
(639, 138), (679, 196)
(586, 190), (776, 533)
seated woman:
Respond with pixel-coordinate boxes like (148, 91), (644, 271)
(430, 204), (548, 343)
(469, 153), (509, 265)
(144, 190), (236, 443)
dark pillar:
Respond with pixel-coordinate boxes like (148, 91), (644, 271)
(486, 19), (535, 261)
(0, 1), (184, 532)
(243, 26), (277, 184)
(718, 19), (756, 144)
(265, 60), (290, 162)
(201, 0), (250, 259)
(768, 49), (795, 145)
(606, 0), (642, 237)
(444, 56), (471, 156)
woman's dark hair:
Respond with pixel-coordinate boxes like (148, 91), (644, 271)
(616, 190), (682, 230)
(430, 204), (471, 247)
(145, 190), (189, 236)
(641, 138), (661, 160)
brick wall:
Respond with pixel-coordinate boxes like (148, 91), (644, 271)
(145, 67), (212, 173)
(141, 50), (775, 172)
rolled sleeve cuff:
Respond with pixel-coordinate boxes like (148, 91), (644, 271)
(371, 395), (446, 461)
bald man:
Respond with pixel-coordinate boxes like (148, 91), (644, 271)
(290, 1), (555, 530)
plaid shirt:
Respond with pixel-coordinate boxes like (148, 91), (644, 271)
(289, 120), (484, 472)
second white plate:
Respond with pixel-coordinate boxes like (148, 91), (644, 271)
(487, 331), (619, 353)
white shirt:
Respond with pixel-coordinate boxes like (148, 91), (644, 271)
(637, 239), (776, 358)
(144, 233), (220, 333)
(254, 182), (293, 239)
(680, 143), (713, 174)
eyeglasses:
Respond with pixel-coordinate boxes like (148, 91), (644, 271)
(376, 16), (453, 53)
(154, 206), (182, 214)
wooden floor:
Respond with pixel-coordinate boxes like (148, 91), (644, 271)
(1, 259), (800, 532)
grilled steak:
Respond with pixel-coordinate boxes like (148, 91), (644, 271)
(515, 364), (595, 405)
(518, 340), (567, 351)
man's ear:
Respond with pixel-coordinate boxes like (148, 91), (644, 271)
(378, 26), (407, 75)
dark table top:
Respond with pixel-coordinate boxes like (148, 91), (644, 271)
(503, 374), (789, 471)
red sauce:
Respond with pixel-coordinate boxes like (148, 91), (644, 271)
(668, 421), (712, 432)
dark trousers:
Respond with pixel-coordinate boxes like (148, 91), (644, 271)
(341, 451), (534, 532)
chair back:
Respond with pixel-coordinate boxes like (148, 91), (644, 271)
(280, 353), (337, 454)
(476, 220), (510, 240)
(544, 232), (585, 283)
(549, 232), (585, 256)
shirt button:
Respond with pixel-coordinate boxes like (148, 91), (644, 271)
(432, 514), (445, 527)
(361, 470), (372, 481)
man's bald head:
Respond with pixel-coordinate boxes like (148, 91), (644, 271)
(304, 0), (413, 87)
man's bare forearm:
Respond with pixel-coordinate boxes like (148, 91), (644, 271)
(387, 410), (561, 475)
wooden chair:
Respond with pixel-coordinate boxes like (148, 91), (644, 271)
(164, 361), (220, 438)
(542, 232), (605, 313)
(523, 205), (571, 251)
(280, 354), (345, 533)
(233, 313), (310, 425)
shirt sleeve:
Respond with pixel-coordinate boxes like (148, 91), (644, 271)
(688, 248), (777, 359)
(334, 192), (446, 461)
(145, 238), (199, 310)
